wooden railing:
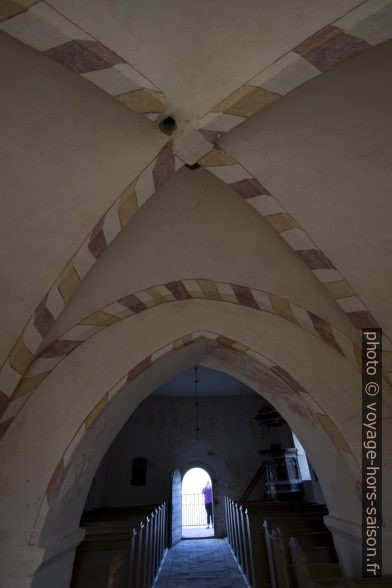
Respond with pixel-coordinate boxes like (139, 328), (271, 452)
(224, 496), (256, 586)
(263, 520), (291, 588)
(265, 521), (338, 588)
(107, 501), (168, 588)
(264, 519), (317, 588)
(226, 500), (345, 588)
(288, 536), (314, 588)
(240, 463), (267, 502)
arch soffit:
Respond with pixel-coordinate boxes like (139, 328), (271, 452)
(0, 280), (363, 434)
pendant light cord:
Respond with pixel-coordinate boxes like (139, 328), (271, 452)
(195, 366), (199, 442)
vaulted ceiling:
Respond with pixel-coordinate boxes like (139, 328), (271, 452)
(1, 6), (392, 580)
(0, 0), (391, 418)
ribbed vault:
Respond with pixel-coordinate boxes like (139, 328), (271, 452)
(0, 2), (391, 586)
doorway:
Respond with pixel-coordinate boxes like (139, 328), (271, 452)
(182, 467), (214, 539)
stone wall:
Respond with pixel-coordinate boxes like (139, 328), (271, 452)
(171, 469), (182, 545)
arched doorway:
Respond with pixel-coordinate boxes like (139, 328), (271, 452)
(182, 467), (214, 539)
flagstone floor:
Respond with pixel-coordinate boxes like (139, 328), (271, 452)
(155, 538), (247, 588)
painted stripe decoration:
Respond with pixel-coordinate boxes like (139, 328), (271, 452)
(41, 329), (356, 512)
(0, 279), (363, 437)
(2, 1), (390, 127)
(0, 142), (181, 402)
(198, 0), (392, 136)
(197, 147), (382, 338)
(0, 140), (388, 423)
(0, 1), (165, 118)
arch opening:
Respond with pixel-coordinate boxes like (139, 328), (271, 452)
(182, 467), (214, 539)
(69, 360), (330, 586)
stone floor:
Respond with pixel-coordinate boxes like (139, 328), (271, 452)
(182, 525), (214, 539)
(155, 538), (247, 588)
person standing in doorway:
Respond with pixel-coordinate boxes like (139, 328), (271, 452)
(202, 480), (213, 528)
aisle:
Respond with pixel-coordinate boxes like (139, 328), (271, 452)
(155, 538), (247, 588)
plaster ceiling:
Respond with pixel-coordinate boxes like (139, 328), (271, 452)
(0, 0), (392, 410)
(41, 165), (358, 347)
(46, 0), (362, 124)
(0, 32), (165, 366)
(222, 40), (392, 335)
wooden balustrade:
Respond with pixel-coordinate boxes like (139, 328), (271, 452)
(107, 553), (126, 588)
(263, 521), (291, 588)
(288, 536), (314, 588)
(240, 462), (267, 502)
(108, 501), (167, 588)
(263, 519), (277, 588)
(224, 496), (256, 587)
(226, 498), (345, 588)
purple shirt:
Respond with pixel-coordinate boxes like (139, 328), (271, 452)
(202, 486), (213, 504)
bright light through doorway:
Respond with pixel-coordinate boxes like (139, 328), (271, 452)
(182, 467), (210, 493)
(182, 467), (214, 539)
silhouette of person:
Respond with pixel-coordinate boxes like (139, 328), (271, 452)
(202, 480), (213, 528)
